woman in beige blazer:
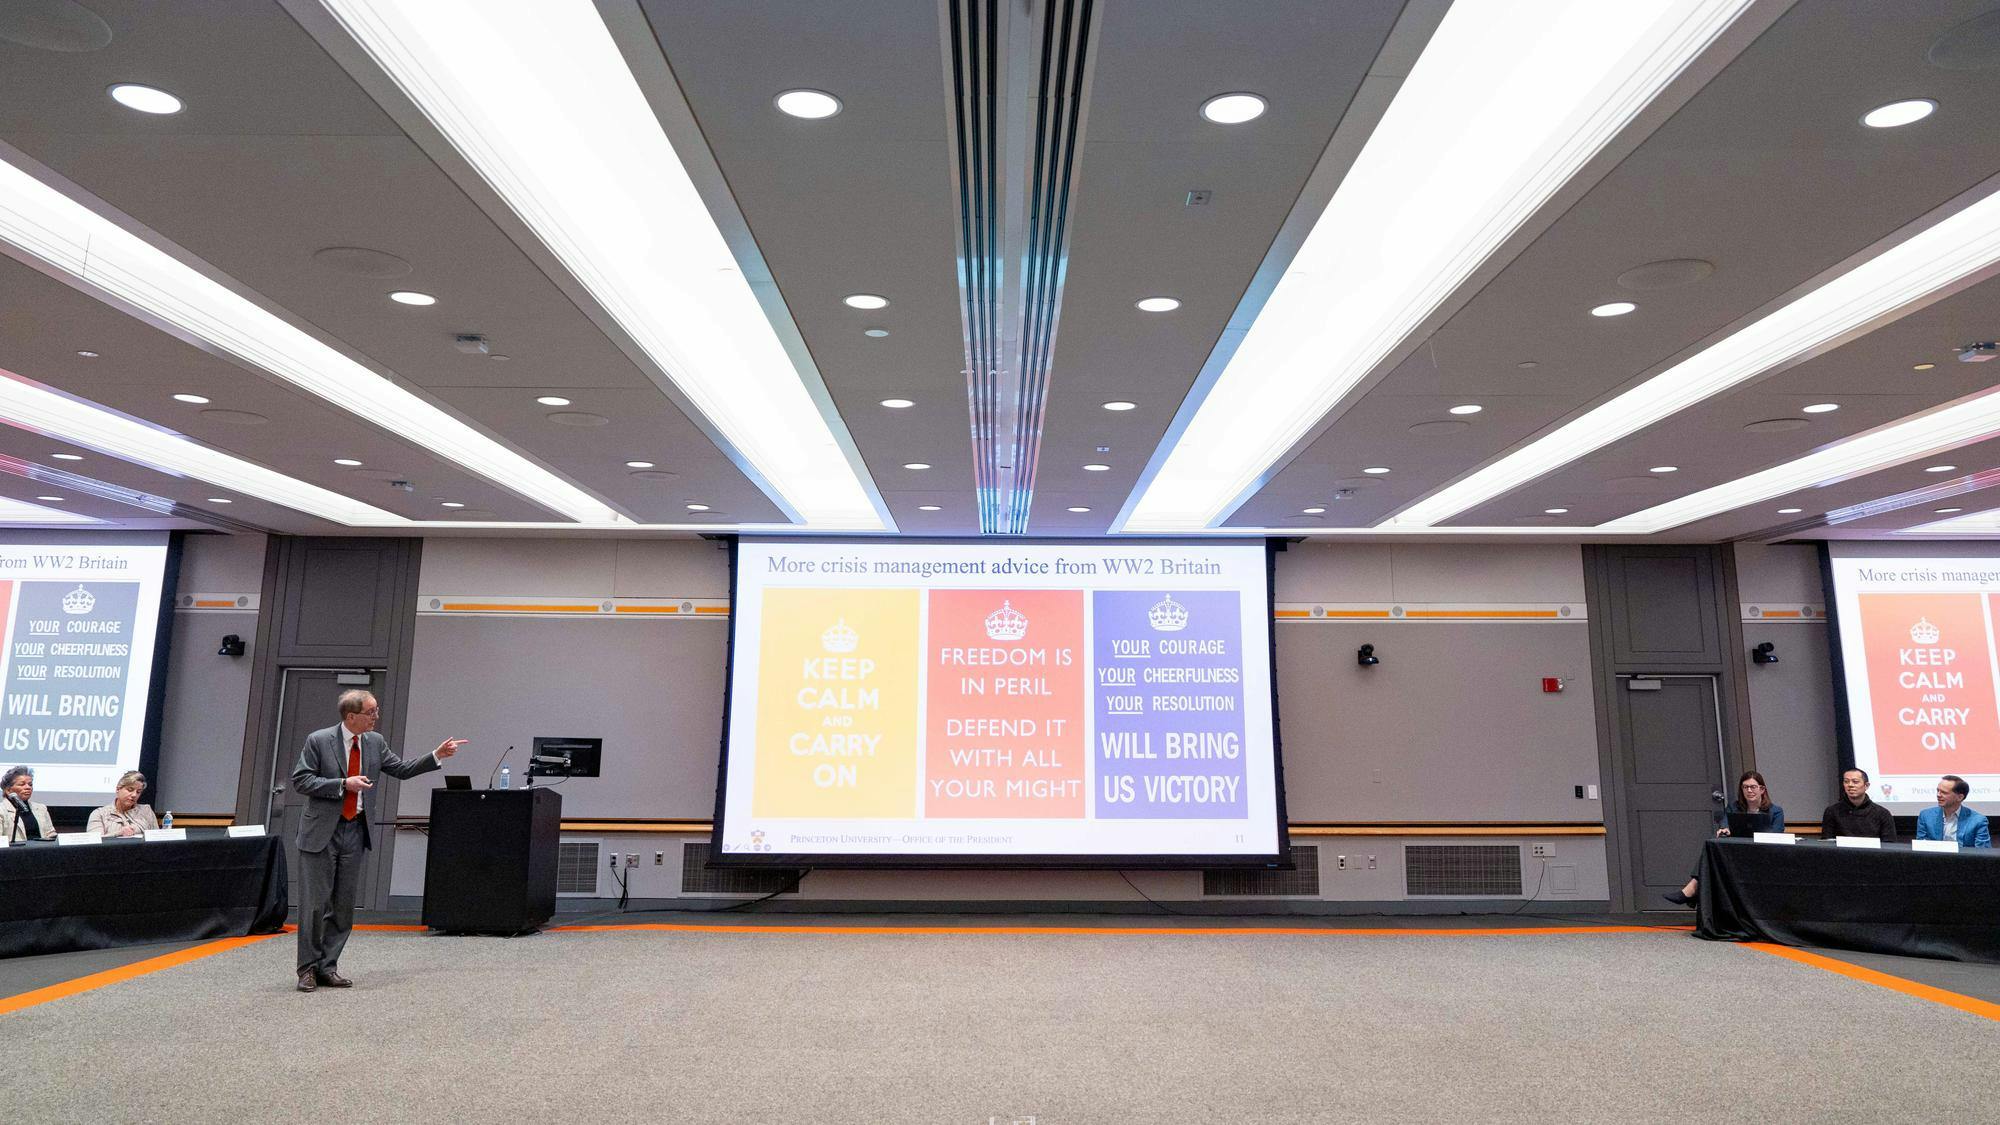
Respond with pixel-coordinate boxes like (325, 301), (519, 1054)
(86, 770), (160, 838)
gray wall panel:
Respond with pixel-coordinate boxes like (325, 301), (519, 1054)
(1734, 542), (1837, 811)
(1277, 621), (1599, 821)
(396, 615), (730, 818)
(156, 609), (258, 813)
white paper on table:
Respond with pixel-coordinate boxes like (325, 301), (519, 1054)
(1911, 839), (1961, 854)
(1833, 835), (1883, 849)
(227, 824), (266, 837)
(142, 827), (189, 842)
(1752, 832), (1796, 845)
(56, 832), (103, 846)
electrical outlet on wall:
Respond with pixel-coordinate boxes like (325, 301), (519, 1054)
(1530, 843), (1555, 858)
(654, 851), (664, 865)
(625, 853), (638, 867)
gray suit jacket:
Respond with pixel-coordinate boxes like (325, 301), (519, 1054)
(291, 723), (439, 853)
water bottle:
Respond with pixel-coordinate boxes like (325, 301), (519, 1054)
(498, 767), (510, 790)
(161, 811), (173, 830)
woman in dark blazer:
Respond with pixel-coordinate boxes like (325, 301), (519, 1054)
(1664, 770), (1782, 906)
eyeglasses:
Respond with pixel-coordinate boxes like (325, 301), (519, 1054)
(357, 708), (380, 717)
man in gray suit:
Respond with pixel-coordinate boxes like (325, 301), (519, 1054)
(292, 689), (466, 992)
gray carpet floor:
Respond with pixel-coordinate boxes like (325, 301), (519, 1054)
(6, 926), (1996, 1124)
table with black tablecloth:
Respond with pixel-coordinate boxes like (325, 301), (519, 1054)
(0, 831), (287, 959)
(1695, 836), (2000, 964)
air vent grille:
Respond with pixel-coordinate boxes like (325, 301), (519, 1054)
(681, 841), (801, 895)
(1203, 846), (1319, 896)
(555, 840), (600, 896)
(1405, 844), (1523, 896)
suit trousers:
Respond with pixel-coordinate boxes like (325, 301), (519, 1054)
(298, 816), (367, 973)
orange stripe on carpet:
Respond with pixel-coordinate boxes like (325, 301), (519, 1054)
(0, 934), (277, 1016)
(1746, 943), (2000, 1022)
(547, 923), (1683, 937)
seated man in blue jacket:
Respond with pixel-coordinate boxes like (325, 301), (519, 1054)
(1916, 775), (1991, 848)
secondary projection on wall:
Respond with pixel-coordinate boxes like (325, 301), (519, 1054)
(716, 539), (1285, 865)
(0, 539), (169, 806)
(1828, 555), (2000, 814)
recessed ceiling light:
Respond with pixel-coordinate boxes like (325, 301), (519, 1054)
(35, 496), (63, 502)
(843, 294), (888, 310)
(207, 497), (232, 504)
(1649, 465), (1678, 473)
(685, 503), (710, 511)
(1135, 296), (1181, 313)
(1924, 464), (1957, 472)
(440, 501), (465, 508)
(917, 504), (941, 511)
(1448, 404), (1483, 415)
(880, 398), (914, 409)
(1362, 466), (1391, 474)
(1776, 507), (1803, 514)
(75, 350), (99, 358)
(1083, 463), (1110, 472)
(1066, 506), (1091, 513)
(1544, 507), (1569, 515)
(1200, 93), (1267, 124)
(50, 453), (83, 461)
(863, 328), (889, 338)
(1590, 301), (1637, 317)
(388, 290), (437, 306)
(172, 393), (209, 404)
(1862, 98), (1936, 129)
(903, 462), (931, 470)
(774, 89), (842, 119)
(1302, 507), (1326, 514)
(108, 83), (182, 115)
(1102, 400), (1137, 411)
(625, 460), (655, 469)
(1936, 507), (1964, 514)
(334, 458), (363, 467)
(1801, 402), (1840, 414)
(1914, 362), (1936, 371)
(536, 395), (572, 406)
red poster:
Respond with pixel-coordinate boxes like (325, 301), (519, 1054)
(1857, 593), (2000, 775)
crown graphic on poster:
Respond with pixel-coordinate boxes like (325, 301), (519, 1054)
(985, 600), (1028, 641)
(61, 584), (95, 615)
(820, 618), (858, 653)
(1148, 594), (1190, 633)
(1910, 617), (1940, 645)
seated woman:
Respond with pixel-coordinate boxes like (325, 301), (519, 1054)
(1663, 770), (1782, 906)
(1, 765), (56, 842)
(86, 770), (159, 838)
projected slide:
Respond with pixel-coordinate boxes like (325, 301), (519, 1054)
(716, 539), (1282, 863)
(1829, 555), (2000, 812)
(0, 539), (169, 806)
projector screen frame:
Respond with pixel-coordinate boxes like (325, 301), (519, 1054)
(707, 535), (1292, 870)
(0, 529), (180, 822)
(1817, 541), (1860, 779)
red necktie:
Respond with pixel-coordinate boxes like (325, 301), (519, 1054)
(342, 734), (361, 820)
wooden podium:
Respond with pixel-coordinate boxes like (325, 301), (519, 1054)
(422, 787), (560, 934)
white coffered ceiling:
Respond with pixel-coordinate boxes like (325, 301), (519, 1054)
(1, 0), (1997, 543)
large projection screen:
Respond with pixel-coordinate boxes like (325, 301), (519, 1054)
(1826, 544), (2000, 814)
(0, 532), (174, 808)
(713, 538), (1287, 866)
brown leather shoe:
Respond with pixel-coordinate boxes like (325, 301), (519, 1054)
(296, 969), (317, 993)
(316, 969), (353, 988)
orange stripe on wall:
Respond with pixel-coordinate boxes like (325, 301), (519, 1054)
(438, 603), (600, 613)
(1746, 943), (2000, 1021)
(1402, 609), (1560, 619)
(0, 934), (277, 1015)
(612, 605), (680, 613)
(191, 600), (237, 608)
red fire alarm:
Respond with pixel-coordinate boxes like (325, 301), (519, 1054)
(1541, 677), (1565, 693)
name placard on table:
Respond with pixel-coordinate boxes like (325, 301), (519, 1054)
(1834, 835), (1883, 849)
(227, 824), (266, 838)
(56, 832), (103, 846)
(142, 828), (188, 842)
(1911, 839), (1961, 854)
(1752, 832), (1796, 845)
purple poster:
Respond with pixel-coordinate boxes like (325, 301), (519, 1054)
(1093, 590), (1247, 818)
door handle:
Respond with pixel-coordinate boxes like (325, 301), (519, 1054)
(1710, 789), (1725, 804)
(271, 785), (286, 795)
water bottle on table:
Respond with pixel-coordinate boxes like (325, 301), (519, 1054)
(497, 767), (510, 790)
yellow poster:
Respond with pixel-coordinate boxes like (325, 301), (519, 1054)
(753, 588), (920, 818)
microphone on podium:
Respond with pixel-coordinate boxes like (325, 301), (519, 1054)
(486, 746), (516, 790)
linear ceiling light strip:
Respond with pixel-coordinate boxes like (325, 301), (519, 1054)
(0, 160), (620, 526)
(0, 370), (407, 524)
(1603, 389), (2000, 533)
(318, 0), (882, 530)
(1393, 187), (2000, 527)
(0, 495), (100, 524)
(1119, 0), (1755, 533)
